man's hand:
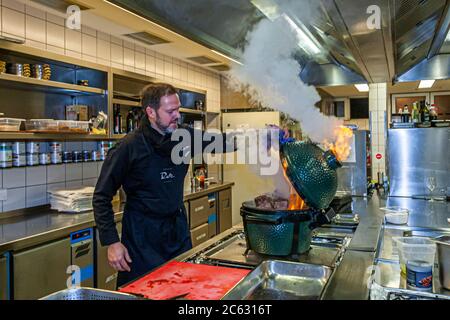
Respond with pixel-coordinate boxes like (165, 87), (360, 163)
(108, 242), (132, 272)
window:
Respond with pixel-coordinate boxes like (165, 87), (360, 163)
(350, 98), (369, 119)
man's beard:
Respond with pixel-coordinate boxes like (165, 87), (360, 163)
(155, 114), (178, 135)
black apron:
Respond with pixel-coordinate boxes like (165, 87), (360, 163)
(117, 133), (192, 287)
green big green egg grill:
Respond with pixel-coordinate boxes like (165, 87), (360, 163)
(241, 140), (342, 256)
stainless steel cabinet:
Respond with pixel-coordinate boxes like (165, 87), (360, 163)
(13, 238), (71, 300)
(0, 254), (9, 300)
(96, 222), (122, 291)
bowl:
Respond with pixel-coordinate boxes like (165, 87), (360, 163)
(381, 206), (409, 225)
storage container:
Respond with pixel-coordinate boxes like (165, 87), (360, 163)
(381, 207), (409, 225)
(25, 119), (58, 132)
(393, 237), (436, 275)
(0, 118), (25, 132)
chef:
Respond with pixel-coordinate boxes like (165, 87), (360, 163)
(93, 83), (235, 287)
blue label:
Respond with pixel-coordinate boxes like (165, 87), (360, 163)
(407, 269), (433, 289)
(208, 214), (217, 224)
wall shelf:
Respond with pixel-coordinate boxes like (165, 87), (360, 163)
(0, 73), (106, 96)
(0, 132), (111, 141)
(112, 98), (141, 107)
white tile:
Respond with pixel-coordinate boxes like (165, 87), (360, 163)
(187, 66), (195, 83)
(124, 48), (134, 67)
(66, 163), (82, 181)
(25, 5), (45, 19)
(3, 168), (26, 188)
(135, 51), (145, 70)
(83, 178), (97, 187)
(111, 36), (122, 45)
(111, 62), (124, 70)
(26, 166), (46, 186)
(65, 29), (81, 52)
(46, 45), (64, 55)
(46, 12), (64, 26)
(65, 49), (81, 59)
(146, 55), (155, 72)
(2, 7), (25, 38)
(146, 71), (156, 78)
(124, 65), (135, 73)
(146, 48), (155, 56)
(82, 162), (97, 179)
(25, 15), (45, 43)
(164, 61), (172, 77)
(155, 58), (164, 75)
(135, 44), (145, 53)
(66, 180), (82, 189)
(97, 161), (104, 176)
(25, 39), (46, 50)
(3, 187), (25, 212)
(172, 63), (180, 80)
(26, 185), (47, 207)
(180, 64), (188, 81)
(0, 170), (2, 188)
(46, 22), (64, 48)
(82, 34), (96, 57)
(97, 58), (110, 67)
(155, 52), (164, 60)
(135, 67), (145, 75)
(97, 31), (110, 41)
(3, 0), (24, 12)
(0, 6), (2, 34)
(82, 54), (97, 63)
(194, 71), (202, 85)
(46, 182), (65, 202)
(81, 25), (96, 37)
(123, 40), (134, 50)
(111, 43), (123, 64)
(47, 164), (65, 183)
(97, 39), (110, 61)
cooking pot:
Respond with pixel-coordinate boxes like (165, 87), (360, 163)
(241, 201), (335, 255)
(241, 140), (342, 256)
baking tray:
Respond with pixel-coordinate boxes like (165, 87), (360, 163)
(222, 260), (332, 300)
(40, 287), (141, 300)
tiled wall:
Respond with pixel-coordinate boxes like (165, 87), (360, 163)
(0, 0), (221, 112)
(0, 141), (104, 212)
(369, 83), (388, 181)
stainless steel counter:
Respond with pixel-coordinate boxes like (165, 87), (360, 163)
(0, 182), (234, 253)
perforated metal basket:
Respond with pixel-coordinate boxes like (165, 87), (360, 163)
(40, 287), (141, 300)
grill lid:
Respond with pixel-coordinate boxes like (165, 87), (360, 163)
(280, 141), (342, 210)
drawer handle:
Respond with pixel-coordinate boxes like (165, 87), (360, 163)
(195, 233), (207, 241)
(194, 206), (204, 212)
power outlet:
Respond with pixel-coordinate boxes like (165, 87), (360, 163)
(0, 189), (7, 201)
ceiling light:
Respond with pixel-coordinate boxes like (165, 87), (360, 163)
(281, 14), (321, 55)
(418, 80), (435, 89)
(354, 84), (369, 92)
(211, 50), (243, 65)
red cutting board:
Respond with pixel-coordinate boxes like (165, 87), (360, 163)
(119, 261), (250, 300)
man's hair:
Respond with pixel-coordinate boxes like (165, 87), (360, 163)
(141, 83), (178, 111)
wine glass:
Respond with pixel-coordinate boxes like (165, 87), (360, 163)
(425, 175), (437, 202)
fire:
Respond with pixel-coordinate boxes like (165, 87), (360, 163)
(282, 159), (307, 210)
(324, 126), (354, 162)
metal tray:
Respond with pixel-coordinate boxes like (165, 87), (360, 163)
(40, 287), (141, 300)
(222, 260), (332, 300)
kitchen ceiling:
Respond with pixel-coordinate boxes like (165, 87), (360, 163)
(101, 0), (450, 85)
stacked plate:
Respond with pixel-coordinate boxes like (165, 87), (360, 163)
(6, 63), (23, 75)
(48, 186), (95, 213)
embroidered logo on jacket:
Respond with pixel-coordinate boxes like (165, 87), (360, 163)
(160, 171), (175, 180)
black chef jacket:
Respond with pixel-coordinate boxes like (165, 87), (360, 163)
(93, 116), (234, 287)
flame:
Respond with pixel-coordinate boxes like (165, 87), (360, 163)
(324, 126), (354, 162)
(282, 159), (307, 210)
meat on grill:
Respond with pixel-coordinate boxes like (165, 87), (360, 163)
(254, 194), (288, 210)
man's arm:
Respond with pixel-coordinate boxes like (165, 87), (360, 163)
(93, 141), (129, 246)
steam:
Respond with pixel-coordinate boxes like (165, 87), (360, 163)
(226, 1), (343, 143)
